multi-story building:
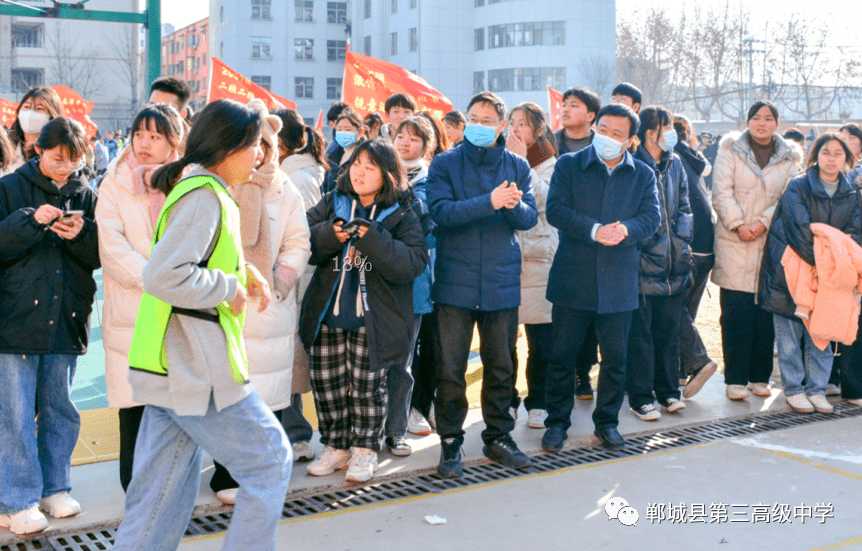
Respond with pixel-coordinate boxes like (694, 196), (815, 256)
(161, 18), (209, 111)
(212, 0), (615, 120)
(0, 0), (145, 132)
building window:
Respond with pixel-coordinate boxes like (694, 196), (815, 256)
(390, 32), (397, 55)
(410, 0), (417, 7)
(474, 0), (484, 5)
(327, 40), (347, 62)
(252, 37), (271, 59)
(251, 75), (272, 90)
(327, 2), (347, 23)
(189, 34), (196, 47)
(252, 0), (271, 20)
(488, 21), (565, 49)
(364, 0), (371, 18)
(409, 28), (417, 52)
(327, 77), (343, 100)
(220, 5), (224, 22)
(474, 28), (484, 51)
(488, 67), (566, 92)
(11, 24), (43, 48)
(391, 0), (397, 13)
(363, 36), (371, 55)
(295, 0), (314, 21)
(295, 38), (314, 60)
(473, 71), (485, 94)
(295, 77), (314, 99)
(12, 68), (43, 93)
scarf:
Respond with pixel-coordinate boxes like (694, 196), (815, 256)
(526, 138), (556, 169)
(130, 150), (179, 227)
(402, 156), (428, 186)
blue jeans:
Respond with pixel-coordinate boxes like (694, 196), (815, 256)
(385, 314), (422, 439)
(281, 393), (313, 443)
(774, 314), (833, 397)
(112, 393), (292, 551)
(0, 353), (80, 515)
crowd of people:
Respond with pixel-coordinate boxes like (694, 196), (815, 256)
(1, 75), (862, 550)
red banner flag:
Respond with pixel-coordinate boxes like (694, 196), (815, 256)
(209, 57), (296, 110)
(0, 98), (19, 129)
(52, 85), (98, 138)
(343, 50), (453, 121)
(315, 109), (324, 131)
(548, 86), (563, 132)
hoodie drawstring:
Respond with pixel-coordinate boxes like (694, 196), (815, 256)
(332, 200), (376, 318)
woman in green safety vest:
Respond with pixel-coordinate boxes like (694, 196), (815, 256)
(112, 99), (292, 551)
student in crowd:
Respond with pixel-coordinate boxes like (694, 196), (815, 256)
(841, 123), (862, 185)
(95, 104), (185, 493)
(783, 128), (806, 154)
(388, 115), (437, 455)
(379, 93), (417, 141)
(672, 114), (718, 398)
(711, 100), (802, 401)
(442, 110), (466, 147)
(323, 111), (366, 193)
(611, 83), (643, 113)
(149, 76), (192, 120)
(90, 135), (109, 174)
(758, 133), (861, 414)
(0, 117), (100, 534)
(427, 91), (537, 477)
(300, 139), (428, 483)
(364, 112), (384, 140)
(273, 108), (330, 463)
(8, 87), (65, 172)
(556, 87), (601, 157)
(505, 102), (558, 429)
(417, 111), (450, 161)
(542, 103), (660, 453)
(111, 99), (290, 551)
(105, 132), (118, 160)
(324, 101), (351, 170)
(626, 106), (693, 422)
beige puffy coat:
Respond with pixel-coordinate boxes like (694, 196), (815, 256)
(518, 156), (558, 324)
(280, 152), (325, 395)
(711, 131), (802, 293)
(95, 149), (153, 409)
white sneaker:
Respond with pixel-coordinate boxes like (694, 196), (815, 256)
(292, 441), (315, 463)
(749, 382), (772, 397)
(807, 394), (834, 414)
(407, 407), (432, 436)
(726, 384), (750, 400)
(847, 398), (862, 407)
(427, 403), (436, 430)
(39, 492), (80, 518)
(660, 398), (686, 413)
(786, 393), (814, 413)
(345, 448), (378, 483)
(306, 446), (350, 477)
(826, 384), (841, 396)
(0, 507), (49, 535)
(527, 409), (548, 429)
(216, 488), (238, 505)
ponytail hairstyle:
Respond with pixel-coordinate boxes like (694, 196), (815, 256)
(416, 111), (450, 160)
(150, 99), (262, 195)
(636, 105), (673, 144)
(335, 138), (407, 209)
(272, 108), (329, 169)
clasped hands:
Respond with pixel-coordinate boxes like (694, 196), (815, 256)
(491, 181), (522, 210)
(735, 221), (766, 242)
(595, 221), (629, 246)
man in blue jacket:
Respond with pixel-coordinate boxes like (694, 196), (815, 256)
(541, 104), (661, 453)
(428, 91), (538, 477)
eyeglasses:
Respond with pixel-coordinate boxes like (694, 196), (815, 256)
(49, 159), (85, 172)
(467, 118), (500, 127)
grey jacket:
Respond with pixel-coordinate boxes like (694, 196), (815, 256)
(128, 168), (251, 415)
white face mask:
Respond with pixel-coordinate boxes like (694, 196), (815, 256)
(18, 110), (51, 135)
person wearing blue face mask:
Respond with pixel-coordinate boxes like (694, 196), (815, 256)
(542, 103), (661, 453)
(322, 111), (366, 193)
(427, 91), (538, 478)
(626, 106), (694, 423)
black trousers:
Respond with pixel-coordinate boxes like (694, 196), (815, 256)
(410, 307), (439, 418)
(835, 310), (862, 400)
(719, 288), (774, 386)
(545, 305), (632, 431)
(679, 254), (715, 376)
(627, 293), (685, 408)
(511, 323), (552, 411)
(576, 320), (599, 388)
(118, 405), (146, 493)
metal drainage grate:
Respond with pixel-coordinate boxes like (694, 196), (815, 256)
(13, 402), (862, 550)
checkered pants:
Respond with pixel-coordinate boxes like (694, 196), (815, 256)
(310, 324), (387, 451)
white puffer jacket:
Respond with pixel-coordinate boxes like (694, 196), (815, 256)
(518, 155), (558, 324)
(711, 131), (802, 293)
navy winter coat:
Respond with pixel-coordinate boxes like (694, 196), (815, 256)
(633, 147), (694, 296)
(546, 146), (661, 314)
(427, 135), (538, 311)
(0, 158), (100, 355)
(758, 168), (862, 318)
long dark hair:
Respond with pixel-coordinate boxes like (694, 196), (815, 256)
(273, 108), (328, 169)
(805, 132), (856, 173)
(416, 111), (449, 160)
(508, 102), (557, 155)
(131, 104), (184, 152)
(150, 100), (262, 195)
(11, 87), (65, 159)
(335, 139), (407, 209)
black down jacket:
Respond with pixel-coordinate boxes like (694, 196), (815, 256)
(675, 141), (715, 254)
(758, 167), (862, 318)
(633, 147), (694, 296)
(0, 158), (100, 355)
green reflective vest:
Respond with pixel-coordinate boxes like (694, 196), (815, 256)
(128, 175), (249, 384)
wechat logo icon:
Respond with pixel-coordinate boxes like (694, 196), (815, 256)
(605, 497), (639, 527)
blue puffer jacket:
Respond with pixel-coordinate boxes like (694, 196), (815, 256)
(427, 135), (538, 311)
(412, 177), (435, 315)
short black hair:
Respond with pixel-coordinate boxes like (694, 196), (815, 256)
(150, 77), (191, 111)
(747, 100), (779, 122)
(467, 91), (506, 121)
(443, 110), (466, 127)
(327, 101), (350, 123)
(384, 93), (417, 115)
(595, 104), (639, 138)
(36, 117), (89, 160)
(561, 87), (601, 116)
(783, 128), (805, 145)
(611, 82), (643, 106)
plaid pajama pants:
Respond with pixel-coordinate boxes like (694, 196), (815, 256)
(310, 324), (387, 451)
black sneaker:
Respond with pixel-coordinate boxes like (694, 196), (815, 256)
(386, 436), (412, 457)
(541, 426), (566, 453)
(483, 434), (532, 469)
(437, 437), (463, 478)
(575, 382), (594, 401)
